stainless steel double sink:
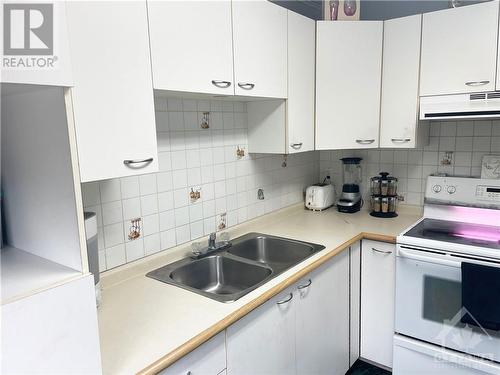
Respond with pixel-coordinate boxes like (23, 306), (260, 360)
(146, 233), (325, 303)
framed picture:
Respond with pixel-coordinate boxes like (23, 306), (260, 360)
(481, 155), (500, 179)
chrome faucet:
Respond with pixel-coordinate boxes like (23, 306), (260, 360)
(192, 232), (231, 258)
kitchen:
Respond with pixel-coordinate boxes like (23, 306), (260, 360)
(1, 0), (500, 374)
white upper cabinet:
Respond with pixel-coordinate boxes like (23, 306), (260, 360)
(0, 1), (73, 86)
(66, 1), (158, 182)
(232, 0), (287, 98)
(287, 10), (315, 154)
(420, 1), (499, 96)
(380, 14), (422, 148)
(148, 1), (234, 95)
(316, 21), (383, 150)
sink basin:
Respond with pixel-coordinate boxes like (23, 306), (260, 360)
(228, 235), (318, 268)
(146, 233), (324, 303)
(147, 255), (272, 302)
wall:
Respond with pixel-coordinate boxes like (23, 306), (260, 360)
(82, 97), (318, 272)
(320, 120), (500, 206)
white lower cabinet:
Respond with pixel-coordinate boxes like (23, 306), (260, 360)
(160, 332), (226, 375)
(226, 287), (296, 375)
(1, 275), (101, 374)
(226, 252), (350, 375)
(296, 250), (350, 375)
(360, 240), (396, 368)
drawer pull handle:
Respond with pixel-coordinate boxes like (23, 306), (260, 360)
(277, 293), (293, 305)
(372, 247), (392, 255)
(391, 138), (411, 143)
(290, 143), (303, 149)
(238, 82), (255, 90)
(356, 139), (375, 145)
(123, 158), (153, 166)
(211, 80), (231, 88)
(465, 81), (490, 87)
(297, 279), (312, 290)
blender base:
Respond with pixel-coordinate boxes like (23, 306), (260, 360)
(370, 211), (398, 218)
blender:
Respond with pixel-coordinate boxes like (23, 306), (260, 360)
(337, 157), (363, 213)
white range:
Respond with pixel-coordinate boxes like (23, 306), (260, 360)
(394, 176), (500, 375)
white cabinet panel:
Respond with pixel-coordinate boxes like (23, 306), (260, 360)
(361, 240), (396, 368)
(497, 9), (500, 92)
(0, 1), (73, 86)
(232, 0), (287, 98)
(296, 250), (350, 375)
(148, 1), (234, 95)
(316, 21), (383, 150)
(66, 1), (158, 182)
(287, 10), (315, 154)
(1, 275), (101, 374)
(226, 288), (296, 375)
(350, 243), (361, 367)
(380, 15), (422, 149)
(420, 1), (499, 96)
(160, 332), (226, 375)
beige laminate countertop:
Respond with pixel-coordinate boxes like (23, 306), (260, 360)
(98, 204), (422, 375)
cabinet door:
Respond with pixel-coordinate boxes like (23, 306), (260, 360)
(0, 1), (73, 86)
(316, 21), (383, 150)
(380, 15), (422, 149)
(287, 10), (315, 154)
(66, 1), (158, 182)
(497, 13), (500, 92)
(226, 288), (296, 375)
(159, 332), (226, 375)
(148, 1), (234, 95)
(1, 275), (101, 374)
(420, 1), (499, 96)
(296, 250), (350, 375)
(350, 243), (361, 367)
(361, 240), (396, 368)
(232, 0), (287, 98)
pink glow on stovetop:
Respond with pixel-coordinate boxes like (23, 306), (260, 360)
(454, 228), (500, 244)
(447, 205), (500, 226)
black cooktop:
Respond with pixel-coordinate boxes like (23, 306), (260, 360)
(404, 218), (500, 250)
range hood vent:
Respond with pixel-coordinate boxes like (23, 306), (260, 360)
(420, 92), (500, 120)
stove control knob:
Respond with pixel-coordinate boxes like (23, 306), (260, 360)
(432, 184), (442, 193)
(447, 185), (456, 194)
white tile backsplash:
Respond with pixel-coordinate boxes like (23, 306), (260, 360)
(85, 104), (500, 272)
(84, 97), (317, 271)
(319, 120), (500, 209)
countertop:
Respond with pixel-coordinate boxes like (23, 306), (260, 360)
(98, 204), (422, 375)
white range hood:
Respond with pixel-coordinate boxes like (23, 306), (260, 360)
(419, 92), (500, 120)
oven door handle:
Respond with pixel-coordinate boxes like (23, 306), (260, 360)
(398, 249), (462, 268)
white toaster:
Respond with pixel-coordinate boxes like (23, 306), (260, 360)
(305, 184), (335, 211)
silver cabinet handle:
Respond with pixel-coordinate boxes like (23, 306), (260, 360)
(123, 158), (153, 166)
(356, 139), (375, 144)
(290, 143), (303, 149)
(238, 82), (255, 90)
(391, 138), (411, 143)
(465, 80), (490, 86)
(277, 293), (293, 305)
(372, 247), (392, 255)
(211, 80), (231, 88)
(297, 279), (312, 290)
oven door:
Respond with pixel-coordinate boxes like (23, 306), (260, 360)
(395, 245), (500, 362)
